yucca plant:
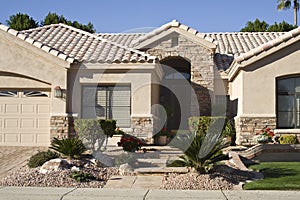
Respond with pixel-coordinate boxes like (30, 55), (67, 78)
(168, 133), (228, 174)
(50, 137), (86, 160)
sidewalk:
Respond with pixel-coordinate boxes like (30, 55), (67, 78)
(0, 187), (299, 200)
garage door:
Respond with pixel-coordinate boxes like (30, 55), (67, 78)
(0, 90), (50, 146)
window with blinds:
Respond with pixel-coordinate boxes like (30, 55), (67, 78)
(277, 77), (300, 128)
(82, 85), (131, 127)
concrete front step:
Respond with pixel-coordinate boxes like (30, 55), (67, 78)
(137, 158), (167, 167)
(135, 167), (189, 175)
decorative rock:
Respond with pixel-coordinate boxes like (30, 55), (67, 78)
(118, 163), (133, 176)
(93, 152), (115, 167)
(71, 166), (80, 172)
(39, 158), (69, 174)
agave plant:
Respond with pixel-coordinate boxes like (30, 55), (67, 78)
(168, 133), (228, 174)
(50, 137), (86, 160)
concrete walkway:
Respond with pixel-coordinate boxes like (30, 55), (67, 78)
(105, 175), (163, 189)
(0, 187), (299, 200)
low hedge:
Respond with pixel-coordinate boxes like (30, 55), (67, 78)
(189, 116), (235, 138)
(278, 135), (299, 144)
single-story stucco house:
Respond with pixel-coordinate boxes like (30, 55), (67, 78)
(1, 19), (300, 146)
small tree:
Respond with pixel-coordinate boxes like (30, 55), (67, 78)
(74, 119), (116, 153)
(240, 19), (269, 32)
(6, 12), (38, 31)
(41, 12), (96, 33)
(74, 119), (105, 153)
(267, 21), (296, 31)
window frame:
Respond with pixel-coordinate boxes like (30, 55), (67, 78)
(81, 84), (131, 128)
(276, 76), (300, 129)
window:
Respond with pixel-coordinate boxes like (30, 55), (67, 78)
(0, 91), (17, 97)
(82, 85), (131, 127)
(23, 91), (49, 97)
(277, 77), (300, 128)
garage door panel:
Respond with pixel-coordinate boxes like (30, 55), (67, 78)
(20, 133), (35, 143)
(4, 133), (19, 143)
(5, 104), (19, 114)
(0, 104), (2, 113)
(21, 119), (35, 128)
(21, 104), (35, 114)
(37, 104), (50, 114)
(0, 119), (2, 128)
(4, 119), (19, 128)
(37, 119), (50, 128)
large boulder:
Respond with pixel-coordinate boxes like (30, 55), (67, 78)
(39, 158), (70, 174)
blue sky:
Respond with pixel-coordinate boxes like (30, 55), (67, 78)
(0, 0), (296, 33)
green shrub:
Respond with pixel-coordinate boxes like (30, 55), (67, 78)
(189, 116), (235, 138)
(99, 119), (116, 138)
(28, 150), (59, 168)
(278, 135), (299, 144)
(50, 137), (86, 159)
(70, 170), (95, 182)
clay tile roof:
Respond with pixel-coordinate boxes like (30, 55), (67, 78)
(98, 33), (145, 48)
(1, 23), (157, 64)
(232, 27), (300, 63)
(0, 23), (75, 63)
(131, 19), (218, 46)
(205, 32), (286, 70)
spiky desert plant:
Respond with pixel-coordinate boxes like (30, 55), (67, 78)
(50, 137), (86, 160)
(168, 133), (228, 173)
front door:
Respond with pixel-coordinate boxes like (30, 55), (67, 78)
(160, 80), (191, 131)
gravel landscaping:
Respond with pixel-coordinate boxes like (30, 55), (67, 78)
(160, 165), (255, 190)
(0, 162), (255, 189)
(0, 162), (119, 188)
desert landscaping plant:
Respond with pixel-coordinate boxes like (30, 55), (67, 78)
(74, 119), (116, 152)
(50, 137), (86, 159)
(70, 170), (96, 182)
(168, 133), (228, 173)
(27, 150), (59, 168)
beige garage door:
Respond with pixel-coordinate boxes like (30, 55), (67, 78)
(0, 90), (50, 146)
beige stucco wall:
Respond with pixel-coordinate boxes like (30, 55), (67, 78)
(230, 40), (300, 117)
(229, 71), (243, 116)
(68, 63), (160, 119)
(0, 29), (70, 114)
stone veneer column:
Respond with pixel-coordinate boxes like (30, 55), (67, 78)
(235, 116), (276, 146)
(131, 116), (154, 143)
(146, 34), (215, 117)
(50, 115), (75, 139)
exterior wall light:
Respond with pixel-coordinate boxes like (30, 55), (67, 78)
(54, 86), (62, 98)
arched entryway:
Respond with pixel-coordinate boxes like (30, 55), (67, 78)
(159, 57), (191, 131)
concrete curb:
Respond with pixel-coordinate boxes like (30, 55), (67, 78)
(0, 187), (300, 200)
